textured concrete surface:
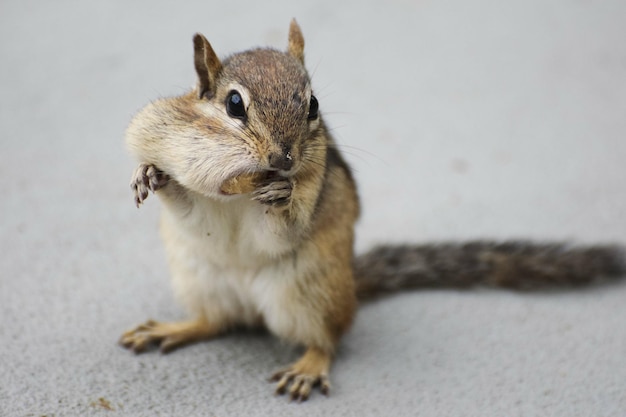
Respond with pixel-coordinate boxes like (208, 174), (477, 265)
(1, 1), (625, 416)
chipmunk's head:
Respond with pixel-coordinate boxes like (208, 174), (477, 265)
(186, 19), (323, 196)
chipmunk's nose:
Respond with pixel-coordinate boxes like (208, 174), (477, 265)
(268, 150), (294, 171)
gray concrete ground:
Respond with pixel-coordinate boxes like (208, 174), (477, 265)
(1, 1), (625, 416)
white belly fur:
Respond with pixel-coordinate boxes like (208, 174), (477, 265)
(158, 192), (326, 347)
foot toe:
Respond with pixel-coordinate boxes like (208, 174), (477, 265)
(289, 375), (314, 402)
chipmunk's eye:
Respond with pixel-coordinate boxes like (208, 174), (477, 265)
(307, 95), (319, 121)
(226, 90), (246, 120)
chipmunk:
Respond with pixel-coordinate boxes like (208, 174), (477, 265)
(119, 20), (625, 401)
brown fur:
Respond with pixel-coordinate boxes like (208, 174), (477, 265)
(122, 20), (359, 401)
(354, 241), (625, 298)
(120, 20), (625, 402)
(287, 18), (306, 64)
(193, 33), (222, 99)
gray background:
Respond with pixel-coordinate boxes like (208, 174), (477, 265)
(1, 0), (625, 416)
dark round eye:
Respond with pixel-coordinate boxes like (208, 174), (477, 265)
(307, 95), (319, 120)
(226, 90), (246, 119)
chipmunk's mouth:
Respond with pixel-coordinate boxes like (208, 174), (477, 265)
(264, 170), (281, 180)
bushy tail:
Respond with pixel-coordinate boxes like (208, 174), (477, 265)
(353, 241), (625, 299)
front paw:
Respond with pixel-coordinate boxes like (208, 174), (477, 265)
(252, 177), (293, 207)
(130, 163), (169, 207)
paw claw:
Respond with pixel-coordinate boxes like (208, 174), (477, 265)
(289, 375), (313, 402)
(130, 163), (169, 207)
(274, 371), (292, 395)
(320, 378), (331, 396)
(119, 319), (216, 354)
(270, 363), (330, 401)
(119, 321), (157, 353)
(252, 177), (293, 207)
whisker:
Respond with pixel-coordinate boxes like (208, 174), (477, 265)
(303, 157), (345, 181)
(331, 143), (387, 167)
(301, 149), (351, 181)
(309, 56), (323, 81)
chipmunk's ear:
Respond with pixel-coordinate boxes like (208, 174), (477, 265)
(287, 19), (305, 64)
(193, 33), (222, 99)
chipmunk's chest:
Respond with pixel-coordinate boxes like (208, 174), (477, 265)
(160, 194), (294, 268)
(158, 193), (307, 329)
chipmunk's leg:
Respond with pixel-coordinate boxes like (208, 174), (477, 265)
(270, 346), (333, 402)
(119, 318), (220, 353)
